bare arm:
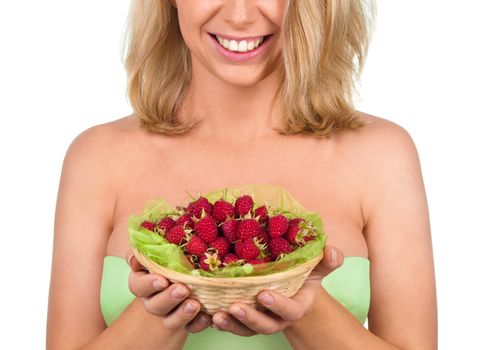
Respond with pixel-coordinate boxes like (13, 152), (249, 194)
(46, 125), (190, 349)
(284, 119), (437, 349)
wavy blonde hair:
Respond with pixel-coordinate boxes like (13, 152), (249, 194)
(123, 0), (376, 137)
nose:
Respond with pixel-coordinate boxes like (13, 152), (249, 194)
(222, 0), (258, 28)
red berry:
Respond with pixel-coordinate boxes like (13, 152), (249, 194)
(186, 236), (208, 256)
(288, 218), (305, 227)
(176, 213), (194, 229)
(222, 253), (240, 265)
(285, 218), (316, 245)
(209, 237), (230, 258)
(212, 199), (235, 223)
(166, 224), (190, 245)
(199, 255), (211, 271)
(237, 218), (260, 241)
(187, 196), (213, 219)
(157, 217), (176, 234)
(141, 220), (156, 231)
(194, 214), (218, 243)
(235, 194), (253, 217)
(220, 218), (239, 243)
(248, 256), (272, 265)
(256, 226), (269, 245)
(199, 252), (221, 271)
(268, 214), (289, 238)
(284, 224), (301, 245)
(269, 238), (293, 260)
(254, 205), (269, 224)
(235, 238), (261, 261)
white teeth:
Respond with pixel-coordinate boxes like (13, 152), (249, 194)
(238, 40), (247, 52)
(229, 40), (239, 51)
(215, 35), (266, 52)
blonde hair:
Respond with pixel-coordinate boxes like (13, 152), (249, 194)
(123, 0), (376, 137)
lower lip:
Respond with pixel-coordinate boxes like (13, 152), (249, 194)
(208, 33), (273, 62)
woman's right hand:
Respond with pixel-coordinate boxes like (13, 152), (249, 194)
(126, 251), (212, 333)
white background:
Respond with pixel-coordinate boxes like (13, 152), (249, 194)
(1, 1), (486, 348)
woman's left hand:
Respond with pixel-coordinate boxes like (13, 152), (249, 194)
(211, 245), (344, 336)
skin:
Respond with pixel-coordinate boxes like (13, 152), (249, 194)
(46, 1), (437, 349)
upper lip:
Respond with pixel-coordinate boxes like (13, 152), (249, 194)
(209, 32), (271, 41)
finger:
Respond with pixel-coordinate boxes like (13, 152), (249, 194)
(227, 303), (287, 335)
(185, 312), (212, 333)
(162, 298), (202, 331)
(312, 245), (344, 277)
(126, 251), (147, 272)
(257, 288), (313, 322)
(141, 283), (190, 316)
(128, 270), (169, 297)
(212, 311), (256, 337)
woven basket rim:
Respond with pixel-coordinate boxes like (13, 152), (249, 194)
(133, 247), (324, 287)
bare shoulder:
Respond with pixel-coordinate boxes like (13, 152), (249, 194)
(67, 115), (140, 157)
(338, 112), (419, 161)
(63, 115), (144, 180)
(334, 112), (423, 196)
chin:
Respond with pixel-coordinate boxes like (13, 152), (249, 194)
(214, 67), (272, 88)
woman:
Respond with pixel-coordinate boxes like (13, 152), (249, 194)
(46, 0), (437, 349)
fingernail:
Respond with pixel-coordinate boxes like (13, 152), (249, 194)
(199, 314), (211, 324)
(231, 306), (245, 318)
(258, 292), (274, 305)
(171, 287), (187, 299)
(152, 279), (165, 290)
(330, 248), (337, 262)
(214, 315), (228, 327)
(127, 254), (135, 267)
(184, 302), (197, 314)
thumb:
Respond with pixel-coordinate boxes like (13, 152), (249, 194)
(312, 245), (344, 277)
(125, 249), (146, 272)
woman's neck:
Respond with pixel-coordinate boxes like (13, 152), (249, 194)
(180, 58), (285, 144)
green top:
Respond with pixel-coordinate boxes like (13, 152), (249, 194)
(100, 255), (370, 349)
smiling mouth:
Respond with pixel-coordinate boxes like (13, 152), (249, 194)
(209, 33), (272, 53)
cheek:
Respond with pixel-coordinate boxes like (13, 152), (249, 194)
(263, 0), (287, 28)
(175, 4), (206, 51)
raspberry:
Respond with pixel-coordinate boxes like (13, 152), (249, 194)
(248, 256), (272, 265)
(235, 194), (253, 217)
(220, 218), (239, 243)
(166, 224), (191, 245)
(156, 217), (176, 235)
(268, 214), (289, 238)
(141, 220), (156, 231)
(269, 238), (293, 260)
(254, 205), (269, 224)
(187, 196), (213, 219)
(186, 236), (208, 256)
(209, 237), (230, 258)
(194, 212), (218, 243)
(237, 218), (260, 241)
(284, 224), (301, 246)
(222, 253), (242, 265)
(199, 252), (221, 271)
(212, 199), (235, 223)
(285, 218), (317, 245)
(235, 237), (265, 261)
(176, 213), (194, 229)
(256, 226), (269, 245)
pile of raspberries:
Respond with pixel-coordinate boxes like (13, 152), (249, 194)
(140, 194), (318, 271)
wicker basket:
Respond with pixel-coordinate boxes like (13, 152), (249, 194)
(133, 247), (324, 315)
